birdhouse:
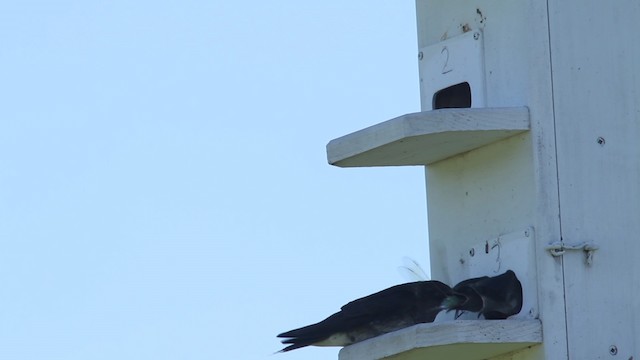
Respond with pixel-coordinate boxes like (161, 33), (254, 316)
(326, 1), (640, 359)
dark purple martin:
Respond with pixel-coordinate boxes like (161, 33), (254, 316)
(277, 280), (466, 352)
(452, 269), (523, 319)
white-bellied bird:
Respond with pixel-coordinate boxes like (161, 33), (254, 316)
(277, 270), (523, 353)
(277, 280), (465, 352)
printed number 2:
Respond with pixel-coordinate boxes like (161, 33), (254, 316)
(441, 46), (453, 74)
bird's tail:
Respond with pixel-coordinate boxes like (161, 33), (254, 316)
(277, 337), (324, 352)
(276, 320), (335, 352)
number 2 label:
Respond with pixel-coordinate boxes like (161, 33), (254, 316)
(441, 46), (453, 74)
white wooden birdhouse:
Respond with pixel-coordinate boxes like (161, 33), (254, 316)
(327, 1), (640, 359)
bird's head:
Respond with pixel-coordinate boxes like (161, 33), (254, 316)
(451, 277), (486, 312)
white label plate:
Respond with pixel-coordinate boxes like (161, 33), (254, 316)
(419, 31), (486, 110)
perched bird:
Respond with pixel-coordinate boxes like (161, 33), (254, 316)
(452, 270), (523, 319)
(277, 280), (466, 352)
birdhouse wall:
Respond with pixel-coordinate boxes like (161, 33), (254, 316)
(416, 0), (546, 318)
(418, 0), (640, 359)
(543, 1), (640, 359)
(425, 133), (541, 325)
(416, 1), (530, 108)
(425, 133), (535, 281)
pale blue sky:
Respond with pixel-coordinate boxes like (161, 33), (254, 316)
(0, 2), (429, 359)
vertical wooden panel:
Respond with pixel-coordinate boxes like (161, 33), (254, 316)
(548, 0), (640, 358)
(524, 1), (569, 359)
(418, 1), (568, 359)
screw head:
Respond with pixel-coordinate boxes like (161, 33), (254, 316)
(597, 137), (606, 146)
(418, 51), (423, 60)
(609, 345), (618, 355)
(469, 248), (475, 257)
(473, 32), (480, 40)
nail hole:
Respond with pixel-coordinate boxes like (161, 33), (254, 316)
(597, 137), (606, 146)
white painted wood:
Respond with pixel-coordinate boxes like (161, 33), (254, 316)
(326, 107), (529, 167)
(425, 133), (536, 284)
(338, 320), (542, 360)
(418, 30), (486, 110)
(546, 1), (640, 359)
(415, 1), (531, 108)
(523, 0), (569, 359)
(415, 1), (568, 360)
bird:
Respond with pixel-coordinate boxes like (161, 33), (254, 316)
(452, 270), (523, 319)
(276, 280), (466, 352)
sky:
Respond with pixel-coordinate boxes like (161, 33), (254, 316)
(0, 2), (429, 359)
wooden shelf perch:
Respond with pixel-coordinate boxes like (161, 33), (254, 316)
(338, 319), (542, 360)
(326, 107), (530, 167)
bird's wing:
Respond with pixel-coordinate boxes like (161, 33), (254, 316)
(277, 280), (460, 352)
(340, 281), (451, 318)
(278, 281), (447, 346)
(340, 282), (421, 317)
